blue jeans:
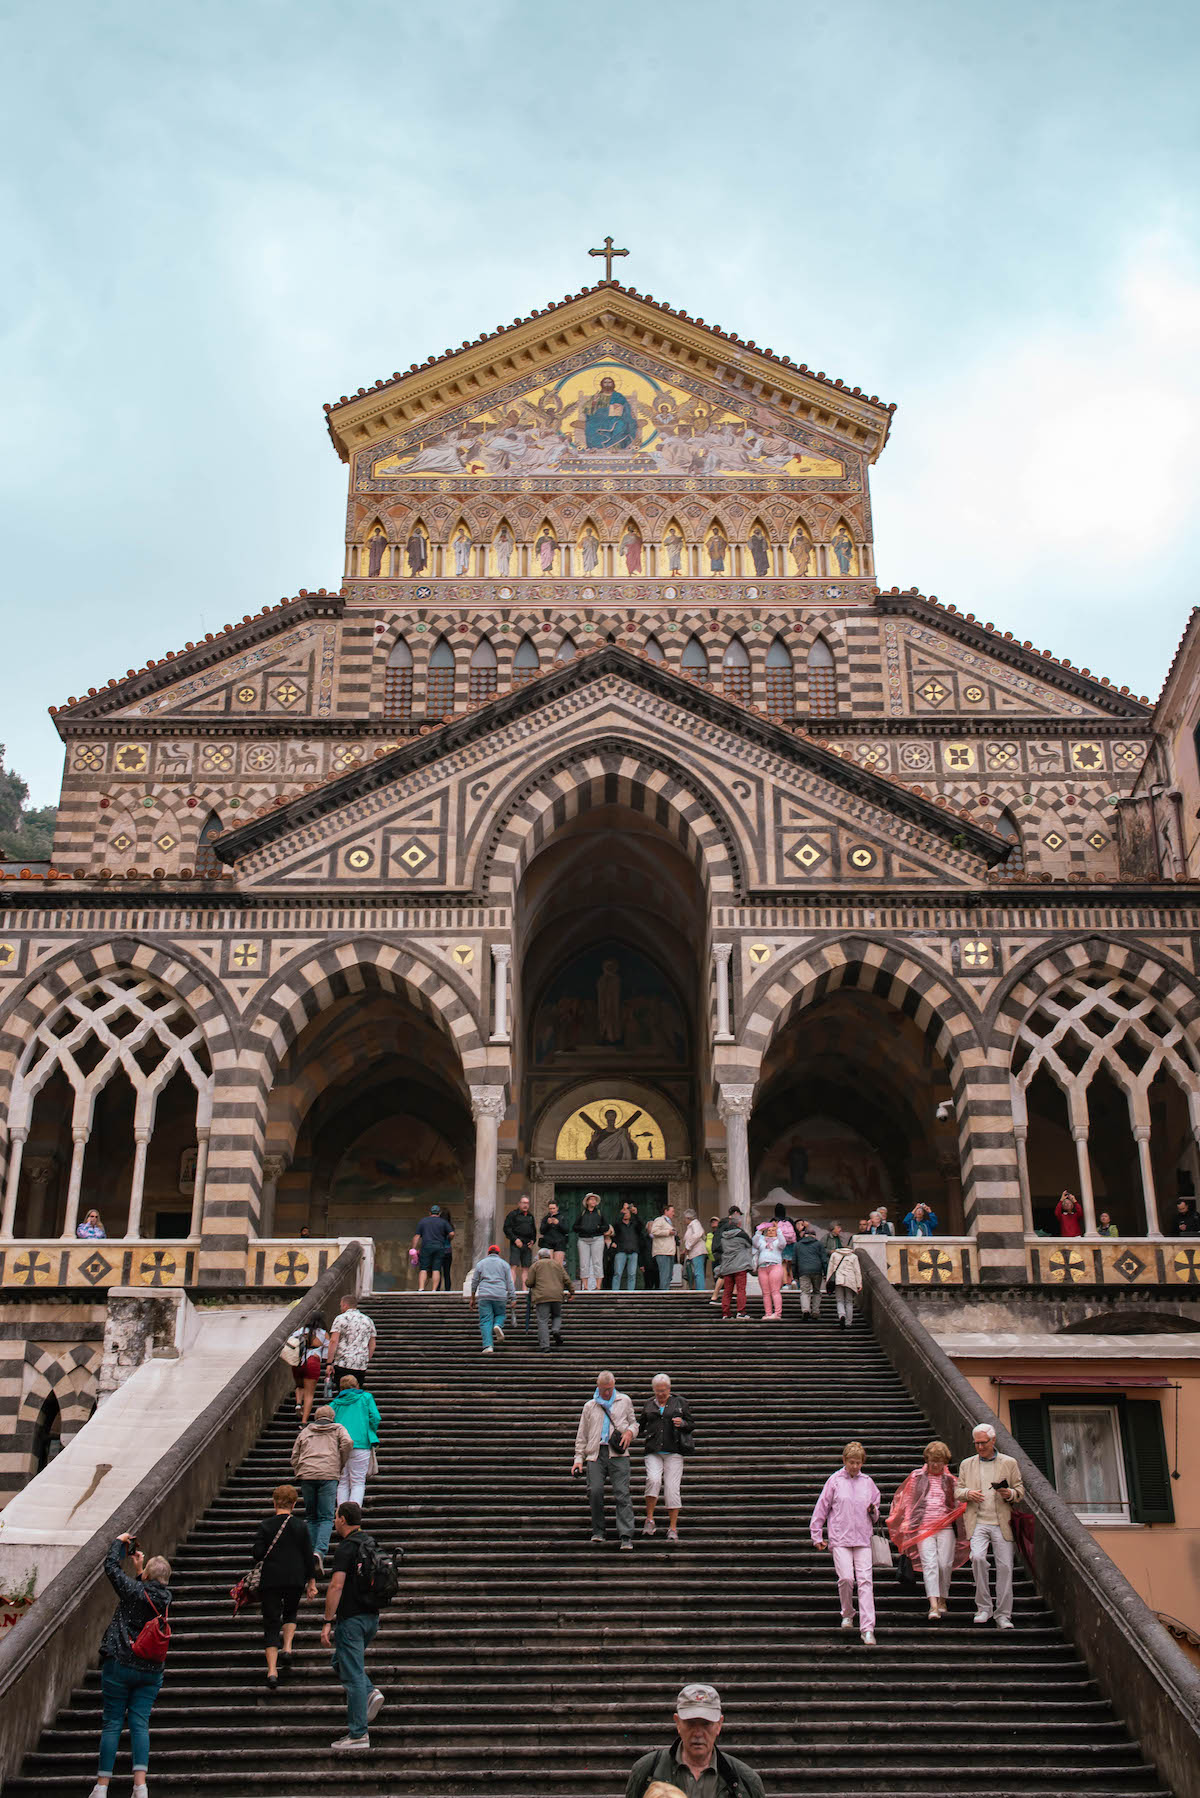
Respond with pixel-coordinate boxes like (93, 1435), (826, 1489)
(332, 1612), (380, 1738)
(689, 1254), (707, 1290)
(613, 1251), (638, 1290)
(655, 1254), (675, 1289)
(478, 1296), (507, 1348)
(98, 1659), (163, 1774)
(301, 1476), (338, 1559)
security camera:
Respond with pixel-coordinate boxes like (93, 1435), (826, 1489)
(935, 1100), (953, 1122)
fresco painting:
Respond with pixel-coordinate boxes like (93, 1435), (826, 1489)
(754, 1115), (893, 1219)
(532, 942), (687, 1065)
(327, 1115), (467, 1288)
(556, 1098), (668, 1162)
(373, 360), (844, 481)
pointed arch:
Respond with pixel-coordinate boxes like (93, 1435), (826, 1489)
(194, 811), (224, 878)
(789, 522), (815, 576)
(721, 634), (751, 704)
(704, 519), (731, 576)
(618, 517), (645, 575)
(830, 518), (858, 576)
(765, 635), (795, 718)
(512, 634), (540, 687)
(383, 636), (413, 719)
(806, 635), (838, 716)
(555, 633), (577, 662)
(426, 634), (455, 715)
(403, 518), (430, 578)
(492, 517), (517, 579)
(450, 518), (476, 577)
(992, 806), (1025, 881)
(533, 519), (558, 574)
(576, 517), (602, 578)
(364, 518), (390, 578)
(642, 634), (666, 664)
(469, 635), (498, 705)
(680, 634), (709, 681)
(661, 517), (687, 576)
(747, 517), (772, 578)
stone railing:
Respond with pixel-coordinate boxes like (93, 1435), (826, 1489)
(0, 1236), (371, 1292)
(1026, 1234), (1200, 1288)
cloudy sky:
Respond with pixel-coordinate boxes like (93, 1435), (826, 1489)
(3, 0), (1199, 803)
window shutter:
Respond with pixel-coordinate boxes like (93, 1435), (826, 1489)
(1007, 1400), (1053, 1480)
(1124, 1400), (1174, 1524)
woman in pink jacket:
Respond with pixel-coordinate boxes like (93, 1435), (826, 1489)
(810, 1440), (882, 1644)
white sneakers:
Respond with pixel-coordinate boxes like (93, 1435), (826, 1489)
(840, 1615), (854, 1630)
(493, 1326), (505, 1341)
(861, 1631), (876, 1645)
(996, 1617), (1015, 1630)
(332, 1735), (370, 1750)
(367, 1688), (386, 1721)
(643, 1518), (657, 1535)
(973, 1609), (992, 1623)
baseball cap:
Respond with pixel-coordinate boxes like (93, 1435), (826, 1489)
(430, 1204), (441, 1214)
(675, 1683), (722, 1721)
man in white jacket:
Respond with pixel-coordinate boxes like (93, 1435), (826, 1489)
(956, 1422), (1025, 1628)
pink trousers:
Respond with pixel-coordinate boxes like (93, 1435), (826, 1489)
(831, 1543), (875, 1630)
(759, 1262), (784, 1319)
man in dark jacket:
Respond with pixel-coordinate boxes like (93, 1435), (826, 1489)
(625, 1682), (766, 1798)
(611, 1201), (643, 1290)
(792, 1223), (829, 1319)
(503, 1194), (538, 1269)
(525, 1247), (576, 1349)
(709, 1207), (744, 1307)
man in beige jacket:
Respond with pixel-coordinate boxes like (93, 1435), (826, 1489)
(525, 1247), (575, 1350)
(572, 1370), (639, 1549)
(291, 1404), (353, 1565)
(956, 1422), (1024, 1628)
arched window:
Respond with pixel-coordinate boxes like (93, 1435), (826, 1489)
(194, 812), (223, 878)
(555, 634), (577, 662)
(722, 636), (751, 704)
(681, 635), (709, 681)
(383, 637), (413, 718)
(807, 637), (837, 716)
(512, 636), (540, 687)
(469, 637), (498, 705)
(993, 808), (1026, 881)
(643, 635), (666, 663)
(765, 636), (795, 718)
(426, 636), (455, 715)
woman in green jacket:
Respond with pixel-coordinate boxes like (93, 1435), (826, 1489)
(329, 1375), (381, 1508)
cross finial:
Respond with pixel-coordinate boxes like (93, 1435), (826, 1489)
(589, 235), (629, 282)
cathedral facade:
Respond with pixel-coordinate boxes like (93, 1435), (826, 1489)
(2, 279), (1198, 1307)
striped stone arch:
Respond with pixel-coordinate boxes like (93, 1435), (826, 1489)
(989, 936), (1200, 1048)
(19, 1344), (100, 1434)
(737, 936), (1022, 1278)
(478, 741), (746, 903)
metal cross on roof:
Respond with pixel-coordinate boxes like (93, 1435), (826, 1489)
(589, 236), (629, 282)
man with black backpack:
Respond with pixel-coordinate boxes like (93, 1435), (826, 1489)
(321, 1501), (400, 1751)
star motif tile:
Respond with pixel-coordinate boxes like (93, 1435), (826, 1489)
(917, 678), (949, 706)
(1071, 742), (1103, 770)
(78, 1251), (114, 1285)
(848, 845), (878, 870)
(273, 680), (303, 707)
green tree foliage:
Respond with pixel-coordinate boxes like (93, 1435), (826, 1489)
(0, 747), (56, 861)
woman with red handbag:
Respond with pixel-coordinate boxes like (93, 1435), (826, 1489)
(90, 1531), (172, 1798)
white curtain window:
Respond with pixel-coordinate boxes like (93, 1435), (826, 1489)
(1048, 1405), (1129, 1521)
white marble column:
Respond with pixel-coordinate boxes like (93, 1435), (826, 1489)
(713, 944), (734, 1043)
(1132, 1124), (1160, 1236)
(188, 1129), (211, 1238)
(471, 1086), (507, 1261)
(125, 1127), (152, 1240)
(1, 1127), (29, 1238)
(1066, 1085), (1098, 1234)
(490, 945), (512, 1044)
(62, 1130), (90, 1240)
(717, 1085), (755, 1221)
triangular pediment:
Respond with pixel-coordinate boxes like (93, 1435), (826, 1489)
(326, 285), (894, 472)
(221, 647), (1007, 894)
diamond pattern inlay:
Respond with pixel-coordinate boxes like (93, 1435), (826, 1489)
(395, 839), (432, 872)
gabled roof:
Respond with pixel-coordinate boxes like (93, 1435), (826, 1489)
(49, 592), (345, 728)
(874, 590), (1153, 717)
(322, 282), (895, 463)
(217, 642), (1006, 865)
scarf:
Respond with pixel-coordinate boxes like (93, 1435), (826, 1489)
(594, 1389), (619, 1443)
(887, 1469), (969, 1569)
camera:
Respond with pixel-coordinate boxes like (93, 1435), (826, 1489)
(990, 1480), (1010, 1491)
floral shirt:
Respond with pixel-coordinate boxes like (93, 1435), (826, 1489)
(331, 1307), (376, 1370)
(76, 1221), (106, 1238)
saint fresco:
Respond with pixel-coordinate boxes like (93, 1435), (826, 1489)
(556, 1098), (668, 1162)
(532, 941), (688, 1065)
(372, 360), (845, 481)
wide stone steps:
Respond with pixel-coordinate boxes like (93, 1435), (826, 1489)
(5, 1292), (1167, 1797)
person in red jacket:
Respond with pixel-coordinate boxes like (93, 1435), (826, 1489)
(1055, 1191), (1084, 1236)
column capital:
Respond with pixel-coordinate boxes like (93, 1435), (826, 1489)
(470, 1085), (507, 1121)
(1132, 1124), (1152, 1142)
(24, 1157), (56, 1189)
(717, 1084), (755, 1120)
(496, 1152), (514, 1179)
(711, 942), (734, 964)
(262, 1154), (289, 1182)
(490, 942), (513, 965)
(707, 1148), (729, 1181)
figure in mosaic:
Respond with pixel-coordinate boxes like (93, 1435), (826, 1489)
(749, 528), (771, 577)
(581, 1106), (644, 1161)
(708, 530), (729, 575)
(790, 530), (813, 575)
(580, 527), (601, 574)
(583, 376), (638, 451)
(406, 530), (427, 576)
(367, 532), (387, 578)
(620, 528), (644, 576)
(495, 526), (514, 576)
(664, 528), (685, 574)
(597, 957), (623, 1042)
(832, 527), (855, 575)
(535, 530), (557, 572)
(453, 532), (473, 576)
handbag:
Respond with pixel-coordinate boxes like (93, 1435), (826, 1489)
(230, 1513), (291, 1615)
(870, 1530), (893, 1570)
(130, 1592), (171, 1663)
(279, 1332), (302, 1368)
(368, 1448), (379, 1477)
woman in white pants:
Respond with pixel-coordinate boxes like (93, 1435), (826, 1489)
(824, 1241), (862, 1327)
(886, 1440), (968, 1620)
(637, 1374), (693, 1541)
(572, 1193), (610, 1292)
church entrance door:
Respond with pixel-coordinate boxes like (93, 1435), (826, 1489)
(554, 1183), (667, 1281)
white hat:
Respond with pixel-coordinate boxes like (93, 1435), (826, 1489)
(675, 1682), (722, 1722)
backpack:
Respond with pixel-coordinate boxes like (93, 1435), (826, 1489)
(352, 1532), (404, 1609)
(131, 1591), (171, 1663)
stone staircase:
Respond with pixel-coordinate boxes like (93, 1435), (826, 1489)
(5, 1291), (1167, 1796)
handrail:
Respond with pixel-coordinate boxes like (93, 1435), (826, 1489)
(0, 1243), (362, 1789)
(860, 1253), (1200, 1798)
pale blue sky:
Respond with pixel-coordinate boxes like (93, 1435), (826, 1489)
(3, 0), (1199, 803)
